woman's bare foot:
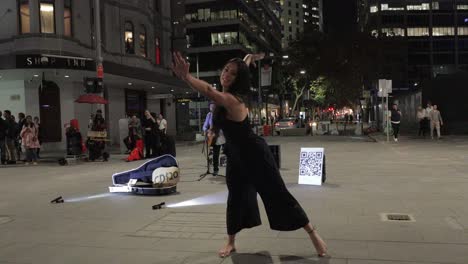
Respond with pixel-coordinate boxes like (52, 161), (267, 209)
(309, 229), (328, 257)
(218, 242), (236, 258)
(304, 224), (328, 257)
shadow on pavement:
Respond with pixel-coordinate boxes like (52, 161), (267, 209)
(279, 255), (331, 263)
(230, 252), (331, 264)
(231, 251), (273, 264)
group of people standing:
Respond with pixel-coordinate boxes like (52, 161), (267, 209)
(417, 102), (444, 139)
(124, 110), (167, 159)
(0, 110), (42, 165)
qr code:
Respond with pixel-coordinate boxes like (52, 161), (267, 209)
(299, 151), (323, 177)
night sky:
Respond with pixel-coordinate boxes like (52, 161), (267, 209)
(322, 0), (357, 34)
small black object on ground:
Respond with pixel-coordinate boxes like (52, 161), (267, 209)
(50, 196), (64, 203)
(152, 202), (165, 210)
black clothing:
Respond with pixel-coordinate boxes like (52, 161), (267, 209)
(212, 144), (221, 172)
(143, 117), (159, 157)
(392, 123), (400, 139)
(214, 106), (309, 235)
(390, 109), (401, 122)
(418, 119), (427, 136)
(0, 118), (6, 139)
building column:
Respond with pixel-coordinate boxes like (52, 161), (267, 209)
(29, 0), (40, 33)
(55, 0), (64, 35)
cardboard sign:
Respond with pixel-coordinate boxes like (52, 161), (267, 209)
(298, 148), (324, 186)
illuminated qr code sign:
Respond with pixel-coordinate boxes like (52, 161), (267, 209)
(299, 151), (323, 177)
(298, 148), (324, 186)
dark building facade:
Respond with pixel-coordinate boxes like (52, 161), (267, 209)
(277, 0), (322, 47)
(0, 0), (188, 150)
(173, 0), (283, 132)
(358, 0), (468, 90)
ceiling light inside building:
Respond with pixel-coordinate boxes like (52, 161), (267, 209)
(40, 4), (54, 12)
(128, 82), (132, 85)
(171, 89), (174, 92)
(151, 86), (155, 89)
(64, 75), (70, 78)
(33, 74), (39, 77)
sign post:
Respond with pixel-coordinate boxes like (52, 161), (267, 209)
(378, 79), (392, 142)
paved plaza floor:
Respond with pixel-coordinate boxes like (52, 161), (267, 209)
(1, 135), (467, 264)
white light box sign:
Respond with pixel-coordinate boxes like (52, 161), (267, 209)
(298, 147), (324, 186)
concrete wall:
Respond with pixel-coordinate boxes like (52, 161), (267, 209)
(0, 1), (19, 39)
(107, 85), (126, 145)
(0, 80), (26, 115)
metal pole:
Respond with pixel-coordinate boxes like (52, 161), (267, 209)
(386, 94), (389, 142)
(95, 0), (102, 69)
(196, 54), (201, 132)
(258, 60), (262, 125)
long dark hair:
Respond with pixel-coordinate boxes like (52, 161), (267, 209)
(223, 58), (251, 98)
(213, 58), (251, 126)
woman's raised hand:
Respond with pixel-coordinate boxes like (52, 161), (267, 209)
(171, 51), (190, 80)
(244, 53), (265, 67)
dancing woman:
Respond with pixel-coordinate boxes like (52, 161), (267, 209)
(172, 52), (328, 258)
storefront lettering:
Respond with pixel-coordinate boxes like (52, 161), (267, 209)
(26, 56), (57, 67)
(67, 58), (87, 68)
(17, 54), (94, 70)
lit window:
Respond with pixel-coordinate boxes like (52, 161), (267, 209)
(407, 27), (430, 36)
(458, 27), (468, 35)
(124, 21), (135, 54)
(19, 0), (30, 34)
(304, 19), (308, 23)
(407, 3), (430, 10)
(40, 2), (55, 34)
(370, 5), (378, 13)
(139, 25), (147, 57)
(302, 4), (307, 8)
(381, 28), (405, 37)
(432, 27), (455, 36)
(432, 2), (439, 10)
(381, 3), (404, 11)
(64, 0), (72, 37)
(305, 12), (309, 16)
(457, 5), (468, 10)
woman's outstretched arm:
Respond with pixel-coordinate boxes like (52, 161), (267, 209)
(171, 51), (229, 106)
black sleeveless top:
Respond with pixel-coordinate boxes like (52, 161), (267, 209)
(213, 106), (256, 144)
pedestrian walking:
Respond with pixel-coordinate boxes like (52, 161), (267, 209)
(143, 110), (159, 158)
(390, 103), (402, 142)
(429, 105), (443, 139)
(3, 110), (17, 164)
(0, 111), (7, 165)
(417, 106), (427, 137)
(20, 115), (40, 165)
(172, 51), (328, 258)
(33, 116), (42, 158)
(158, 113), (167, 135)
